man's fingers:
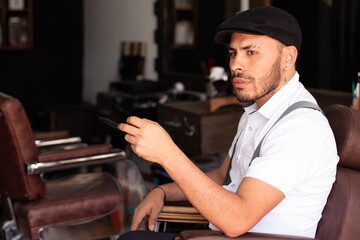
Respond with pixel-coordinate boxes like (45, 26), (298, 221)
(127, 116), (158, 128)
(126, 116), (144, 127)
(118, 122), (139, 136)
(118, 116), (150, 135)
(130, 210), (144, 231)
(147, 209), (161, 232)
(124, 134), (136, 144)
(130, 221), (141, 231)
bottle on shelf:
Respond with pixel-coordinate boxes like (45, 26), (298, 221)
(351, 72), (360, 110)
(118, 41), (132, 81)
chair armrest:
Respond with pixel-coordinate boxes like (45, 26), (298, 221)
(157, 202), (208, 224)
(38, 144), (113, 162)
(33, 130), (69, 140)
(37, 142), (89, 154)
(180, 230), (314, 240)
(26, 147), (127, 175)
(161, 204), (314, 240)
(35, 136), (82, 148)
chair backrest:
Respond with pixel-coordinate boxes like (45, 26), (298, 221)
(0, 92), (45, 200)
(316, 105), (360, 240)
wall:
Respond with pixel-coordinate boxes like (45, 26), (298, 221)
(83, 0), (158, 104)
(274, 0), (360, 92)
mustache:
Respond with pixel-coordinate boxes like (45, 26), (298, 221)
(231, 72), (255, 81)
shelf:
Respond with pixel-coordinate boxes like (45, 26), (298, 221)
(6, 10), (29, 13)
(174, 0), (194, 10)
(175, 7), (193, 11)
(0, 45), (32, 51)
(172, 0), (197, 48)
(170, 44), (196, 50)
(0, 0), (33, 50)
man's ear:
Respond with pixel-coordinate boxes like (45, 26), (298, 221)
(283, 46), (298, 68)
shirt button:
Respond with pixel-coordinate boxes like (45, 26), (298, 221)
(231, 183), (235, 187)
(248, 127), (253, 131)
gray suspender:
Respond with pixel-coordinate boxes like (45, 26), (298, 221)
(223, 101), (322, 185)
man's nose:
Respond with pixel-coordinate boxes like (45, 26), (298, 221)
(230, 56), (244, 73)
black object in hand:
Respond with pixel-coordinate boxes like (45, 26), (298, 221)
(99, 117), (122, 132)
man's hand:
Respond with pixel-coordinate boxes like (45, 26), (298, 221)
(118, 116), (183, 165)
(131, 188), (165, 231)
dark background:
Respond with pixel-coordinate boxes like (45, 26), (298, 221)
(0, 0), (359, 134)
(0, 1), (83, 130)
(274, 0), (360, 91)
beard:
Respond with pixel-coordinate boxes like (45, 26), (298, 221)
(231, 56), (282, 103)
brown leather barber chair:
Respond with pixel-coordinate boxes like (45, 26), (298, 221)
(159, 104), (360, 240)
(0, 92), (127, 240)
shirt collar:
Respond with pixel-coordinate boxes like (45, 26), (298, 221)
(244, 71), (300, 119)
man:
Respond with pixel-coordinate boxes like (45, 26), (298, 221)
(117, 6), (338, 240)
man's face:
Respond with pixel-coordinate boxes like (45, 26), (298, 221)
(229, 33), (285, 106)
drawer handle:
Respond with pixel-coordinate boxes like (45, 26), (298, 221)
(162, 117), (195, 137)
(184, 117), (195, 137)
(163, 120), (182, 128)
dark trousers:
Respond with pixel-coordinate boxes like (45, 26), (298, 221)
(117, 223), (210, 240)
(117, 230), (179, 240)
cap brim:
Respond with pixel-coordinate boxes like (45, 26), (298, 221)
(214, 30), (264, 44)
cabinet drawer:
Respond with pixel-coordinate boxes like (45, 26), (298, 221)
(158, 101), (243, 156)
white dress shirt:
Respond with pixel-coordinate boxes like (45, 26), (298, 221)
(209, 72), (339, 238)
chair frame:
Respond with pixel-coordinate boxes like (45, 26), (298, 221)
(0, 92), (128, 239)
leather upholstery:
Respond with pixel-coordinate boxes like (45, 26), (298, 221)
(180, 105), (360, 240)
(14, 172), (121, 240)
(38, 144), (112, 162)
(33, 130), (69, 140)
(324, 105), (360, 170)
(0, 92), (123, 240)
(181, 230), (312, 239)
(315, 105), (360, 240)
(0, 92), (45, 200)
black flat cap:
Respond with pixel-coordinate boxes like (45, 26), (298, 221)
(214, 6), (302, 51)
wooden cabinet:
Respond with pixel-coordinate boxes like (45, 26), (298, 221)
(158, 101), (243, 156)
(0, 0), (33, 50)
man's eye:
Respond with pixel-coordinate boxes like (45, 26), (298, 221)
(229, 52), (236, 58)
(247, 50), (256, 55)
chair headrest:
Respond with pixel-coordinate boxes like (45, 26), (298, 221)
(324, 105), (360, 170)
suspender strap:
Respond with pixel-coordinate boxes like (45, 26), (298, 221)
(223, 136), (239, 185)
(223, 101), (322, 185)
(249, 101), (322, 166)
